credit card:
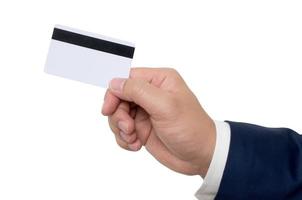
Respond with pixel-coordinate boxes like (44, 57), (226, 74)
(45, 25), (135, 87)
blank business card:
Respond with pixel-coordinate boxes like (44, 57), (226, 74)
(45, 25), (135, 87)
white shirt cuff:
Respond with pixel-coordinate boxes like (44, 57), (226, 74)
(195, 121), (231, 200)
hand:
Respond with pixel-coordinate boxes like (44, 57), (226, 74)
(102, 68), (216, 177)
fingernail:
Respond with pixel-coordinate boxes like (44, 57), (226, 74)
(120, 131), (126, 140)
(120, 131), (129, 142)
(117, 121), (128, 133)
(110, 78), (126, 92)
(128, 140), (142, 151)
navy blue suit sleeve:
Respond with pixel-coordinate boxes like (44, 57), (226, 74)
(215, 121), (302, 200)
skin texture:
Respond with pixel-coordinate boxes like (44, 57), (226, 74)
(102, 68), (216, 177)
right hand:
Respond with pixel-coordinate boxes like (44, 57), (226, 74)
(102, 68), (216, 177)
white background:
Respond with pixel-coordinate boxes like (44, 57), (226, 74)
(0, 0), (301, 199)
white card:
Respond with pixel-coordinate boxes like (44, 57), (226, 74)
(44, 25), (135, 87)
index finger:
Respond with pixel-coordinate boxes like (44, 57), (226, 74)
(102, 89), (120, 116)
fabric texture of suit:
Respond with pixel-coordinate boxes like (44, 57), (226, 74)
(215, 121), (302, 200)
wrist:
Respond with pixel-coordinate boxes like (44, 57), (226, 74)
(198, 118), (216, 178)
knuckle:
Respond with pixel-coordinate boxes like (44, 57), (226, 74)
(108, 118), (118, 134)
(115, 137), (130, 150)
(109, 112), (119, 124)
(116, 138), (127, 149)
(126, 79), (146, 99)
(109, 104), (126, 124)
(117, 101), (129, 113)
(164, 68), (179, 76)
(162, 68), (183, 85)
(166, 68), (186, 89)
(109, 118), (131, 151)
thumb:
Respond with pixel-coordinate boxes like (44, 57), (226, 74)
(109, 78), (167, 115)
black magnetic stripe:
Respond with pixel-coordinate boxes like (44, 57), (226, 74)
(52, 28), (135, 59)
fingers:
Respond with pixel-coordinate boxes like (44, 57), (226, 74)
(108, 101), (142, 151)
(130, 67), (178, 83)
(129, 67), (166, 86)
(120, 131), (137, 143)
(126, 139), (142, 151)
(130, 67), (186, 90)
(109, 101), (134, 134)
(102, 67), (185, 152)
(102, 67), (184, 118)
(112, 124), (142, 152)
(102, 89), (120, 116)
(133, 107), (152, 145)
(111, 124), (141, 152)
(108, 78), (168, 116)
